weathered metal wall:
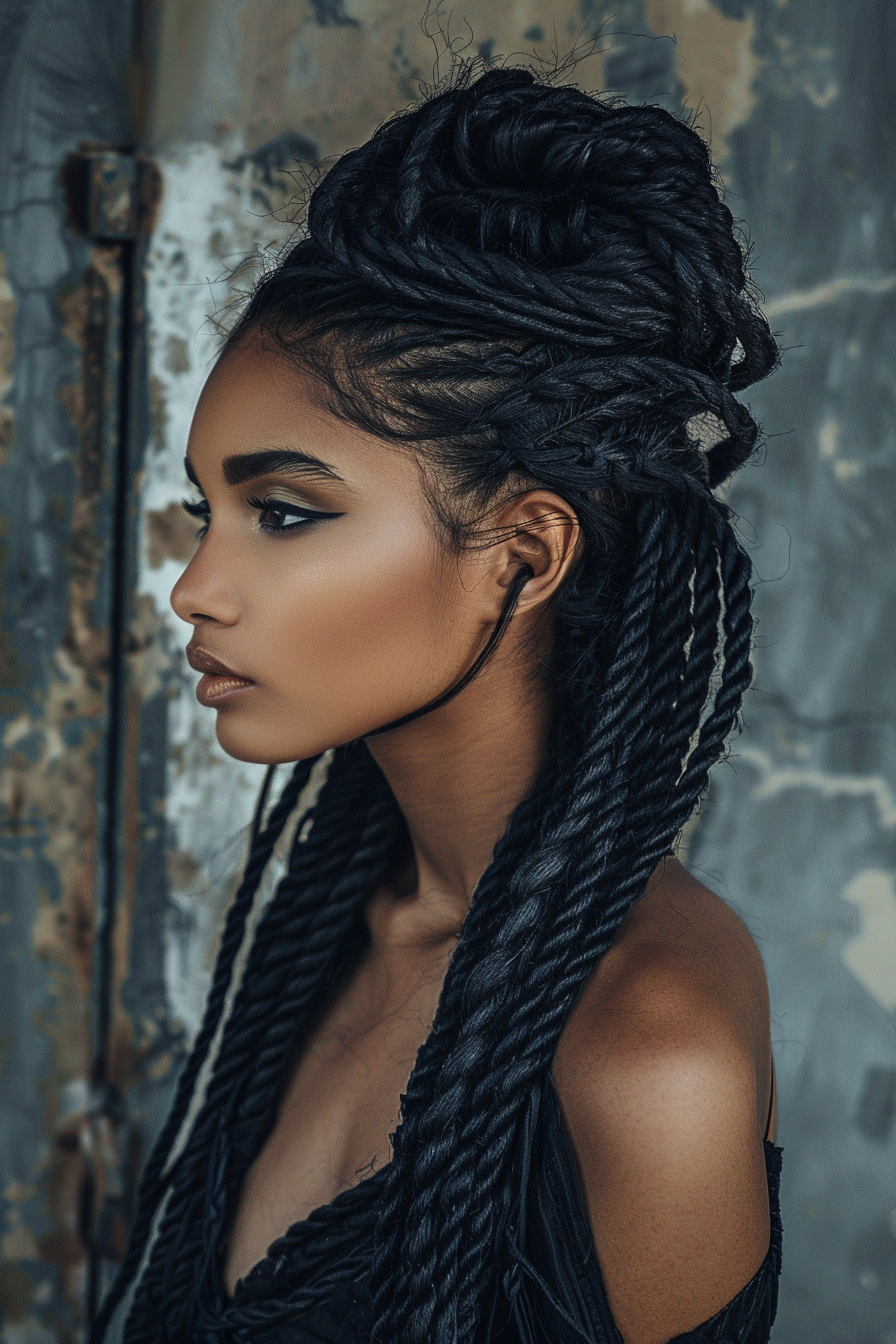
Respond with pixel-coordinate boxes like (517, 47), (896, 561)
(1, 1), (893, 1341)
(0, 5), (143, 1340)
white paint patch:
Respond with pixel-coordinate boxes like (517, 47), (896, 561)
(833, 459), (864, 482)
(840, 870), (896, 1014)
(57, 1078), (90, 1121)
(141, 141), (296, 1037)
(818, 417), (839, 460)
(817, 416), (864, 481)
(737, 746), (896, 830)
(163, 824), (254, 1039)
(764, 272), (896, 319)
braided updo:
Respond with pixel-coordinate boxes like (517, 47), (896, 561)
(102, 65), (779, 1344)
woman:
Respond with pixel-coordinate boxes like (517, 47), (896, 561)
(95, 65), (782, 1344)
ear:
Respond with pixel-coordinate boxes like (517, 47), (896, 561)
(490, 489), (583, 614)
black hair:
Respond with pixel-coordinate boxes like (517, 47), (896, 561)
(97, 64), (779, 1344)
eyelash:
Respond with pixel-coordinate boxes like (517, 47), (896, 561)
(180, 496), (341, 539)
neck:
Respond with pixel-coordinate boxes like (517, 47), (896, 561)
(363, 631), (554, 954)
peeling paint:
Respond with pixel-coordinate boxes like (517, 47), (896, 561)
(1, 1207), (40, 1263)
(127, 594), (171, 703)
(148, 0), (603, 154)
(737, 745), (896, 830)
(235, 0), (599, 156)
(643, 0), (757, 160)
(0, 231), (134, 1329)
(137, 140), (297, 1035)
(0, 516), (28, 714)
(763, 272), (896, 318)
(163, 335), (190, 375)
(765, 28), (839, 109)
(145, 503), (199, 569)
(840, 870), (896, 1015)
(817, 416), (864, 483)
(0, 1261), (36, 1325)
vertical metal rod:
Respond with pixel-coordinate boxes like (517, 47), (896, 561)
(63, 148), (159, 1335)
(87, 231), (135, 1330)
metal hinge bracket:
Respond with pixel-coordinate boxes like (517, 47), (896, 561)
(61, 145), (162, 242)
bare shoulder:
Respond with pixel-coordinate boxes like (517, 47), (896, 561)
(552, 857), (775, 1344)
(554, 856), (773, 1139)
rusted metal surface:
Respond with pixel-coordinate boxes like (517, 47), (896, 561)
(58, 144), (163, 1327)
(0, 3), (138, 1335)
(1, 1), (893, 1341)
(62, 153), (162, 245)
(0, 4), (172, 1336)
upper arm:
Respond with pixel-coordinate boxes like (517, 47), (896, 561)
(553, 958), (772, 1344)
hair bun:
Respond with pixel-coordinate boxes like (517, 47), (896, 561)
(249, 66), (779, 490)
(306, 69), (774, 381)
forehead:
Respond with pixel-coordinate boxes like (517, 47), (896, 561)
(189, 339), (422, 497)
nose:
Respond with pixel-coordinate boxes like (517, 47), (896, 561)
(170, 537), (241, 628)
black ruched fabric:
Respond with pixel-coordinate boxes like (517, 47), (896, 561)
(208, 1069), (782, 1344)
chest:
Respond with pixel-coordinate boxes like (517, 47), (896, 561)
(222, 941), (453, 1294)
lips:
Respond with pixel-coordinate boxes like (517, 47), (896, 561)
(186, 644), (252, 679)
(186, 644), (256, 706)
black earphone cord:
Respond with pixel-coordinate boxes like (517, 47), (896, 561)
(364, 564), (534, 737)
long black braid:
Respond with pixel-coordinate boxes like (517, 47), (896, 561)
(89, 756), (321, 1344)
(100, 64), (779, 1344)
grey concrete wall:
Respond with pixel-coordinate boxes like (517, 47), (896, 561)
(684, 7), (896, 1338)
(0, 1), (893, 1340)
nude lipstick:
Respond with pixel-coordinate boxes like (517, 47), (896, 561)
(186, 644), (256, 707)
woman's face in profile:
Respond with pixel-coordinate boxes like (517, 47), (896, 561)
(170, 339), (494, 764)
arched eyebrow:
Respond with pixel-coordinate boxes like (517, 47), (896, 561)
(183, 448), (346, 491)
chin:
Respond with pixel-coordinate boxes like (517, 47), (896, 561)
(213, 715), (350, 765)
(214, 719), (298, 765)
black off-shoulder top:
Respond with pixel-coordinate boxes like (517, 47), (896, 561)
(209, 1068), (782, 1344)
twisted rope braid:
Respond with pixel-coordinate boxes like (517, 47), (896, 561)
(447, 514), (751, 1343)
(107, 61), (779, 1344)
(150, 787), (375, 1328)
(89, 758), (319, 1344)
(173, 771), (401, 1341)
(124, 747), (402, 1344)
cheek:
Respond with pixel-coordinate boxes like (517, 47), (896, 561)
(255, 515), (457, 698)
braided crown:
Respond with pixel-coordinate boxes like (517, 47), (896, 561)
(244, 67), (779, 491)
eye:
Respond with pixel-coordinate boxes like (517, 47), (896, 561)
(246, 495), (344, 535)
(181, 497), (210, 539)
